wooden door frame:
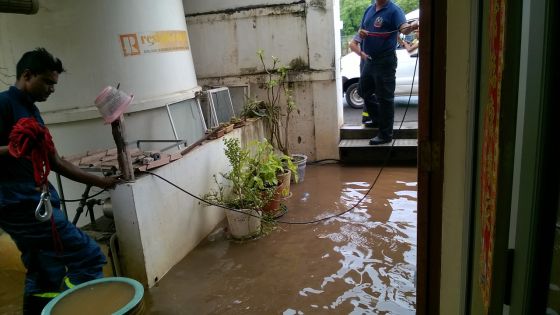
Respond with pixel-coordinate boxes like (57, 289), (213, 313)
(417, 0), (446, 313)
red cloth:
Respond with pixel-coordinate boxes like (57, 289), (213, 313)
(8, 117), (55, 186)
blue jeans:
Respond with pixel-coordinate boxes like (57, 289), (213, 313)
(0, 197), (106, 296)
(358, 53), (397, 139)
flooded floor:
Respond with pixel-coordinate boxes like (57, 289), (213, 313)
(145, 164), (417, 314)
(0, 164), (417, 314)
(0, 232), (26, 315)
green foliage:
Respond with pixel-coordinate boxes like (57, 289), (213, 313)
(241, 96), (266, 118)
(204, 138), (296, 210)
(394, 0), (419, 16)
(255, 49), (296, 156)
(247, 139), (283, 190)
(340, 0), (419, 36)
(340, 0), (370, 36)
(280, 154), (298, 183)
(210, 138), (265, 210)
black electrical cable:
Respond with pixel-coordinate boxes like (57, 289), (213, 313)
(308, 158), (341, 165)
(140, 170), (272, 220)
(59, 189), (107, 203)
(140, 55), (419, 225)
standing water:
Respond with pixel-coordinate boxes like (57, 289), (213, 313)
(145, 164), (417, 314)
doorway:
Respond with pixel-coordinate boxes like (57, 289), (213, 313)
(336, 0), (446, 314)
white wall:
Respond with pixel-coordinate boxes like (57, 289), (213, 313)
(183, 0), (343, 160)
(111, 121), (266, 287)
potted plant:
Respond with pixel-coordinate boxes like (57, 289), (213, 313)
(230, 116), (246, 129)
(204, 138), (295, 238)
(240, 96), (266, 121)
(255, 50), (307, 183)
(220, 122), (234, 134)
(246, 139), (297, 215)
(204, 138), (271, 239)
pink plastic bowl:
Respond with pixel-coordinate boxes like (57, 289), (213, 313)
(94, 86), (134, 124)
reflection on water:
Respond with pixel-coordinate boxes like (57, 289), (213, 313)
(142, 166), (418, 314)
(290, 180), (417, 314)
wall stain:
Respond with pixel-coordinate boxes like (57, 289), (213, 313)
(240, 67), (258, 75)
(289, 57), (307, 71)
(185, 1), (306, 18)
(308, 0), (327, 11)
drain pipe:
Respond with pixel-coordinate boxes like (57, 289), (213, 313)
(109, 233), (122, 277)
(102, 199), (121, 276)
(0, 0), (39, 14)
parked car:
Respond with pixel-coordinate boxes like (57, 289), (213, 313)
(341, 47), (419, 109)
(341, 9), (420, 109)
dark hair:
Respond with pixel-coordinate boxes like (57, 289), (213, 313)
(16, 47), (65, 79)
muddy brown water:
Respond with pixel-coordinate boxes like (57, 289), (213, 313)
(50, 282), (135, 315)
(145, 164), (417, 314)
(0, 232), (26, 314)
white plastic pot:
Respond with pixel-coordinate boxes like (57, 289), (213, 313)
(225, 208), (261, 239)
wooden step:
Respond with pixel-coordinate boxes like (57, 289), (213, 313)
(339, 139), (417, 164)
(340, 122), (418, 140)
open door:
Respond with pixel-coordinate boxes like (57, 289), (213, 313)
(416, 0), (446, 314)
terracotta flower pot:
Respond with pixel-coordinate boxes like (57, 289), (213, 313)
(208, 128), (225, 140)
(261, 182), (285, 214)
(223, 124), (234, 134)
(233, 120), (246, 128)
(277, 169), (292, 199)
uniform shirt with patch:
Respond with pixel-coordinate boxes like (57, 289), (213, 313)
(359, 1), (406, 57)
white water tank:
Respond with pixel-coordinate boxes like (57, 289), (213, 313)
(0, 0), (199, 123)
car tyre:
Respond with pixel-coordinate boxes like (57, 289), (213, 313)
(345, 82), (364, 109)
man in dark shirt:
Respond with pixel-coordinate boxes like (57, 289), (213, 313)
(350, 1), (418, 145)
(0, 48), (118, 314)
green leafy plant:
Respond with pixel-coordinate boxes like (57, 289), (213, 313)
(204, 138), (266, 210)
(247, 139), (296, 189)
(255, 49), (297, 156)
(204, 138), (296, 210)
(241, 96), (266, 119)
(230, 116), (243, 124)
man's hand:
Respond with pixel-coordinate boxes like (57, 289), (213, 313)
(51, 152), (124, 190)
(400, 20), (419, 35)
(358, 29), (368, 39)
(99, 175), (123, 190)
(349, 39), (370, 61)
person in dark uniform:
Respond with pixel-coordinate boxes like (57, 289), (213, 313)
(350, 1), (418, 145)
(349, 35), (380, 128)
(0, 48), (118, 314)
